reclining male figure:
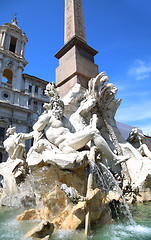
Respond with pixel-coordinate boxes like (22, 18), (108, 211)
(33, 99), (129, 163)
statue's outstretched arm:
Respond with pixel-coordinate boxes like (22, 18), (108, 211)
(21, 132), (34, 140)
(33, 114), (51, 132)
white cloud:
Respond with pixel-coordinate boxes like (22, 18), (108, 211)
(116, 101), (151, 123)
(116, 103), (151, 136)
(136, 74), (149, 80)
(129, 59), (151, 80)
(139, 124), (151, 136)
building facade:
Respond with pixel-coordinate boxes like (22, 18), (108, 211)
(0, 17), (49, 162)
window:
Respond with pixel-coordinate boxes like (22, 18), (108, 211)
(41, 103), (44, 113)
(42, 88), (45, 95)
(35, 86), (38, 93)
(4, 93), (8, 98)
(9, 36), (17, 53)
(29, 85), (32, 93)
(1, 91), (10, 100)
(0, 128), (5, 142)
(0, 152), (2, 163)
(33, 101), (38, 112)
(28, 99), (31, 105)
(2, 69), (13, 86)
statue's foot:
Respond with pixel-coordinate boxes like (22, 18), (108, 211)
(60, 146), (77, 154)
(115, 154), (130, 165)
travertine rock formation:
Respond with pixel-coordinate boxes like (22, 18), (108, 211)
(0, 73), (151, 238)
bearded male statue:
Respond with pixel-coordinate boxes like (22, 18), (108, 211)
(31, 83), (129, 164)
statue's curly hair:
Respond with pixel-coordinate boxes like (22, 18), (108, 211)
(44, 97), (64, 111)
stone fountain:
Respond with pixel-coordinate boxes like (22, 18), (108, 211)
(0, 72), (151, 239)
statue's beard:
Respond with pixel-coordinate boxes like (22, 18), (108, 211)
(52, 110), (63, 120)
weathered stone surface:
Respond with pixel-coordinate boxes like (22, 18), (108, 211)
(25, 220), (54, 239)
(55, 44), (99, 97)
(95, 205), (113, 226)
(0, 159), (22, 196)
(51, 188), (121, 230)
(43, 186), (67, 218)
(32, 236), (51, 240)
(42, 150), (88, 169)
(0, 159), (34, 207)
(27, 150), (43, 167)
(0, 162), (36, 207)
(52, 201), (86, 230)
(16, 209), (42, 221)
(30, 164), (87, 199)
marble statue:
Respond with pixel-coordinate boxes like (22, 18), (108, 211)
(0, 127), (33, 203)
(32, 82), (129, 165)
(1, 72), (151, 237)
(3, 127), (33, 160)
(127, 127), (151, 160)
(62, 72), (151, 202)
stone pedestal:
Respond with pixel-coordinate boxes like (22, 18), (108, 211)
(55, 36), (99, 97)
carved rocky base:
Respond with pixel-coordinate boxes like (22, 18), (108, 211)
(25, 220), (54, 239)
(17, 187), (125, 237)
(0, 159), (31, 207)
(14, 157), (130, 238)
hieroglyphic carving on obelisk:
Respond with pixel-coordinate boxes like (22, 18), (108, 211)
(55, 0), (99, 96)
(64, 0), (87, 44)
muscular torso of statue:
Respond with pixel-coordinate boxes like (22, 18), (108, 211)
(45, 115), (72, 147)
(33, 111), (74, 148)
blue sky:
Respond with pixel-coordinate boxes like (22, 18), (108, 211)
(1, 0), (151, 135)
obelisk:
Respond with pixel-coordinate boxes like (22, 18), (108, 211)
(55, 0), (99, 97)
(64, 0), (86, 44)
